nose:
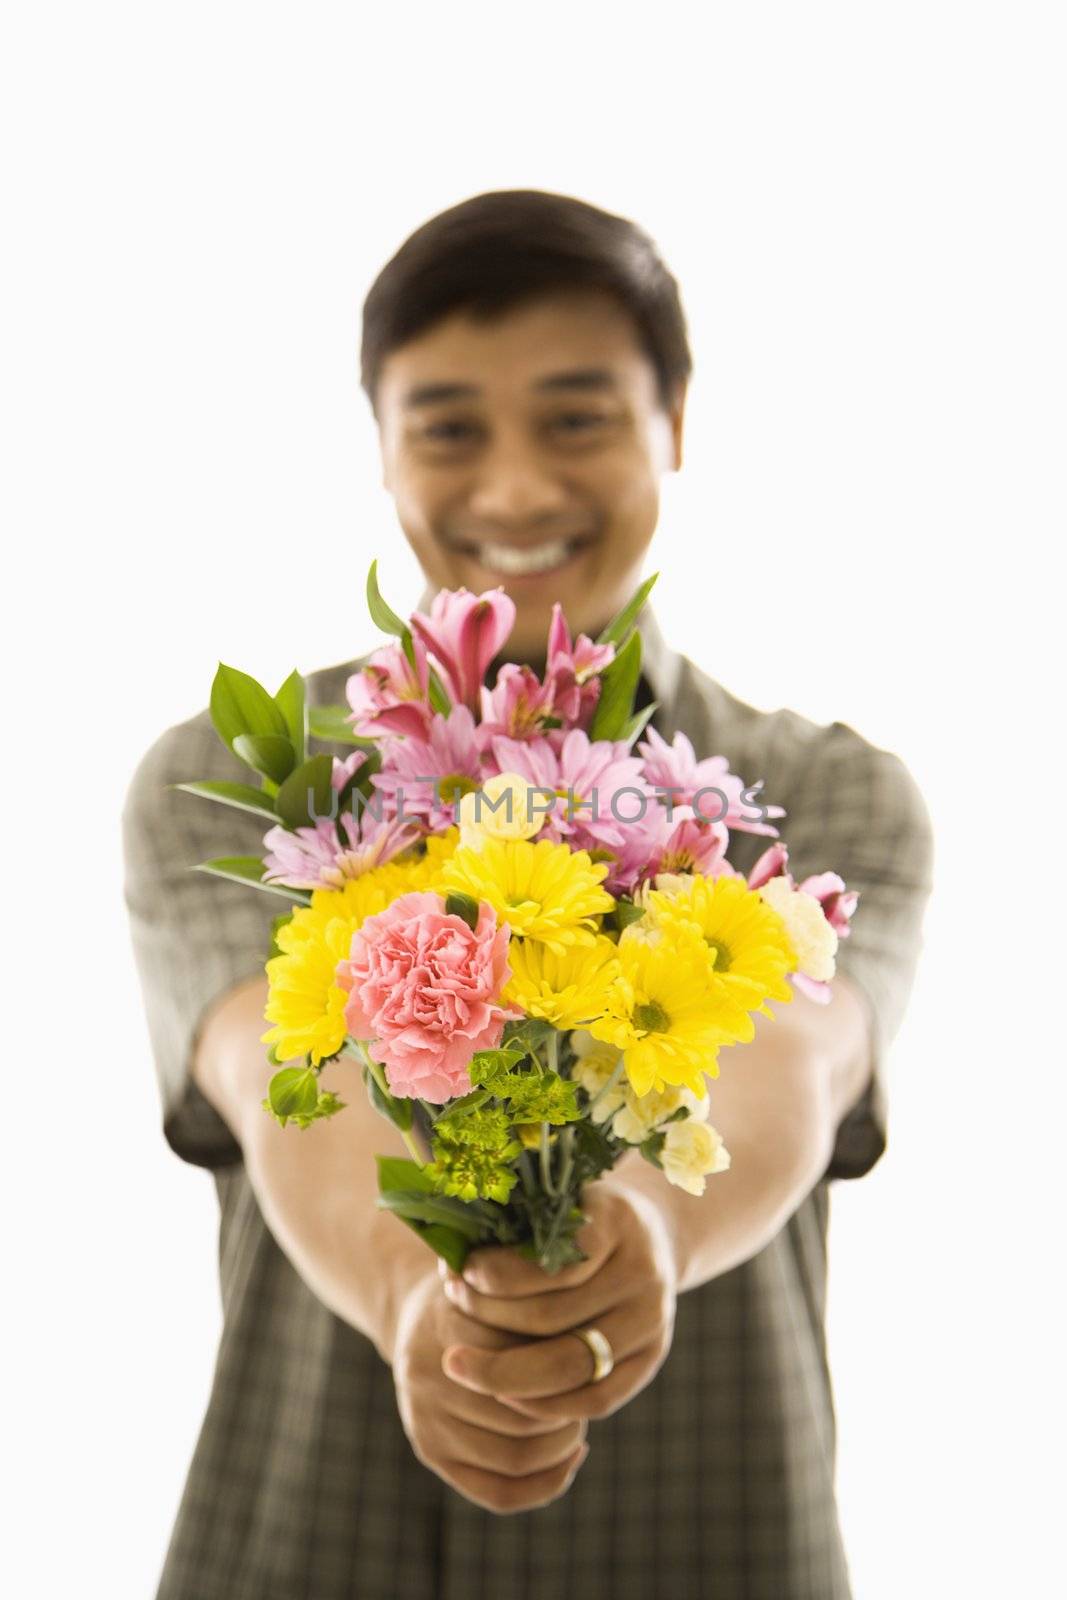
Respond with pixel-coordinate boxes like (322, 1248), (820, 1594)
(466, 435), (569, 528)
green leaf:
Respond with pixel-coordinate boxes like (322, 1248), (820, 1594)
(267, 1065), (319, 1121)
(501, 1018), (552, 1054)
(169, 779), (278, 821)
(589, 630), (642, 742)
(596, 572), (659, 646)
(291, 1090), (346, 1128)
(308, 705), (372, 747)
(376, 1188), (490, 1239)
(444, 892), (480, 931)
(267, 909), (294, 960)
(376, 1155), (436, 1194)
(411, 1223), (472, 1274)
(274, 670), (306, 765)
(232, 732), (297, 785)
(468, 1048), (528, 1088)
(210, 663), (290, 749)
(363, 1062), (414, 1131)
(618, 701), (659, 746)
(611, 898), (646, 931)
(639, 1130), (667, 1168)
(275, 754), (336, 830)
(193, 857), (311, 904)
(427, 667), (452, 715)
(366, 560), (411, 640)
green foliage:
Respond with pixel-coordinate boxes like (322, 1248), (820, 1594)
(366, 560), (418, 669)
(639, 1130), (667, 1168)
(362, 1060), (414, 1131)
(609, 897), (646, 932)
(307, 706), (371, 747)
(231, 732), (297, 786)
(274, 670), (306, 765)
(427, 667), (452, 715)
(444, 891), (480, 932)
(193, 857), (311, 904)
(210, 662), (290, 751)
(506, 1074), (580, 1126)
(589, 630), (642, 742)
(467, 1048), (528, 1088)
(596, 572), (659, 646)
(262, 1065), (346, 1129)
(169, 779), (279, 822)
(275, 754), (335, 830)
(267, 909), (294, 960)
(618, 702), (658, 746)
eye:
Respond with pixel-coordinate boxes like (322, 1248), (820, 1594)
(421, 419), (481, 442)
(551, 411), (608, 432)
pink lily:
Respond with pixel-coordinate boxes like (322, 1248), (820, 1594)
(411, 587), (516, 710)
(346, 638), (434, 740)
(479, 662), (557, 740)
(544, 603), (615, 728)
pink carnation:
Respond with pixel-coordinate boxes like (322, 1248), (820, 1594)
(336, 891), (516, 1102)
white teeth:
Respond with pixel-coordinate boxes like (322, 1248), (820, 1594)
(476, 540), (572, 576)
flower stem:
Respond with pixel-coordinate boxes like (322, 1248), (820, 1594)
(587, 1059), (626, 1116)
(350, 1038), (426, 1167)
(539, 1120), (558, 1197)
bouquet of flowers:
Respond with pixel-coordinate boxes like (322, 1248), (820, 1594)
(180, 566), (857, 1273)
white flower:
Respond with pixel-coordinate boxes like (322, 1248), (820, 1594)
(660, 1119), (731, 1196)
(612, 1081), (709, 1144)
(458, 771), (542, 850)
(569, 1033), (626, 1123)
(758, 877), (838, 982)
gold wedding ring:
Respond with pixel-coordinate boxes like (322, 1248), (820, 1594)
(573, 1325), (614, 1384)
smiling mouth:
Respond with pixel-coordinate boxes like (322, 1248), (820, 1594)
(455, 538), (593, 578)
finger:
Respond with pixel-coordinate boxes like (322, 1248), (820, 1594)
(442, 1249), (639, 1337)
(442, 1291), (658, 1399)
(442, 1413), (587, 1478)
(440, 1441), (589, 1515)
(459, 1193), (622, 1298)
(442, 1378), (581, 1437)
(498, 1344), (665, 1423)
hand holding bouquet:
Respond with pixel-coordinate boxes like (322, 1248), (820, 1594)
(180, 567), (857, 1274)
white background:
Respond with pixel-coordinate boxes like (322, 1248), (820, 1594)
(3, 4), (1063, 1595)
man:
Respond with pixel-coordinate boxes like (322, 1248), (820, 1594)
(123, 190), (933, 1599)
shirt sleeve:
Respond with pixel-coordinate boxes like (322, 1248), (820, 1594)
(121, 710), (282, 1171)
(780, 723), (935, 1181)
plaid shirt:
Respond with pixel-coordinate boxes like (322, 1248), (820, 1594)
(122, 609), (933, 1600)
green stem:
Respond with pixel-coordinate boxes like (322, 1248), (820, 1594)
(350, 1038), (426, 1167)
(539, 1120), (558, 1197)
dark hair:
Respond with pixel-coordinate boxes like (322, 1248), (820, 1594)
(360, 190), (692, 415)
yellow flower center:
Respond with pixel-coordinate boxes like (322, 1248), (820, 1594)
(705, 937), (732, 971)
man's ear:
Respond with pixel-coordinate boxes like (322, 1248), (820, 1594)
(668, 381), (688, 472)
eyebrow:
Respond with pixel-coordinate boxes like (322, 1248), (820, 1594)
(401, 367), (620, 408)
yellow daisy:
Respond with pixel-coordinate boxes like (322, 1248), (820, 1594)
(588, 931), (737, 1098)
(643, 873), (796, 1019)
(440, 837), (613, 954)
(394, 826), (461, 892)
(261, 911), (351, 1065)
(503, 935), (622, 1028)
(260, 861), (413, 1064)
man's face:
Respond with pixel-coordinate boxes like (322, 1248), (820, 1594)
(375, 290), (685, 660)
